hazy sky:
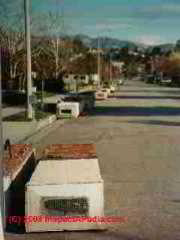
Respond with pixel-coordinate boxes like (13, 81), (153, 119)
(8, 0), (180, 45)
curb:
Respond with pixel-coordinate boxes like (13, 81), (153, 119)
(36, 115), (56, 131)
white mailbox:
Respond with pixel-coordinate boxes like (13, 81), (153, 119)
(25, 158), (104, 232)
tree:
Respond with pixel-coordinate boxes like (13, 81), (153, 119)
(67, 53), (97, 75)
(151, 47), (161, 56)
(0, 0), (25, 89)
(72, 37), (87, 54)
(31, 1), (70, 80)
(125, 61), (139, 79)
(119, 46), (129, 63)
(157, 53), (180, 85)
(175, 40), (180, 52)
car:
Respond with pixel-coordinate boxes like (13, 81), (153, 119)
(110, 86), (115, 93)
(101, 88), (111, 96)
(146, 74), (155, 84)
(160, 77), (172, 85)
(118, 79), (124, 85)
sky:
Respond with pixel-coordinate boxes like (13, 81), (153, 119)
(4, 0), (180, 45)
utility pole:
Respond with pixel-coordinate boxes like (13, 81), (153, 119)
(97, 37), (101, 89)
(55, 0), (60, 80)
(109, 52), (112, 85)
(0, 48), (5, 233)
(24, 0), (33, 120)
(55, 38), (59, 80)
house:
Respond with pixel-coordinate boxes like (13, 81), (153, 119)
(111, 61), (124, 73)
(63, 74), (100, 86)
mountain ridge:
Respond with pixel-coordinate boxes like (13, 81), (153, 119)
(73, 34), (175, 53)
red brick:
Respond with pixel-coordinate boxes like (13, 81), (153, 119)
(3, 144), (33, 177)
(43, 144), (97, 159)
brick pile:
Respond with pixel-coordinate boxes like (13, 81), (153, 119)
(43, 144), (97, 159)
(3, 144), (33, 177)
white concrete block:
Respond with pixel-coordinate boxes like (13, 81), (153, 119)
(57, 102), (81, 118)
(101, 88), (111, 96)
(95, 91), (108, 100)
(110, 86), (115, 92)
(25, 159), (104, 232)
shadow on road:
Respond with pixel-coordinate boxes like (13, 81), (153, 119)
(119, 90), (180, 95)
(5, 230), (147, 240)
(116, 96), (180, 100)
(93, 106), (180, 117)
(126, 120), (180, 127)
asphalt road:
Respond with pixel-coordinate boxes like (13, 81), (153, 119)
(5, 79), (180, 240)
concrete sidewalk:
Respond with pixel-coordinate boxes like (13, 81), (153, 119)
(2, 90), (92, 144)
(2, 114), (58, 144)
(2, 96), (59, 144)
(2, 107), (25, 119)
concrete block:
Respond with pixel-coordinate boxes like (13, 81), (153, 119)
(101, 88), (111, 97)
(57, 102), (81, 118)
(25, 158), (104, 232)
(95, 91), (108, 100)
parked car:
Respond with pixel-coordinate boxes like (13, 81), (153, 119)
(160, 77), (172, 85)
(118, 79), (124, 85)
(146, 74), (155, 84)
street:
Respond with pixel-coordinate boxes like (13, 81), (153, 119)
(5, 79), (180, 240)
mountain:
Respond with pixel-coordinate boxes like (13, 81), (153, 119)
(147, 43), (175, 54)
(73, 34), (93, 46)
(65, 34), (176, 54)
(73, 34), (147, 50)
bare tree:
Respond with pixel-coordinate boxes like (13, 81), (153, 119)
(31, 0), (71, 80)
(0, 0), (25, 89)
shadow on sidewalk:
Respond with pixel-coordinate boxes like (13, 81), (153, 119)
(92, 106), (180, 117)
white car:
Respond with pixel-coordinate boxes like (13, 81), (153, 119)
(160, 78), (172, 85)
(110, 86), (115, 93)
(118, 79), (124, 85)
(101, 88), (111, 96)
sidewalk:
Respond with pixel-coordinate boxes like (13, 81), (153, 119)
(2, 90), (89, 144)
(2, 107), (25, 118)
(2, 108), (57, 144)
(2, 94), (62, 144)
(3, 120), (38, 144)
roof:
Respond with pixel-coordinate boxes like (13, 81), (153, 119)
(43, 144), (97, 159)
(27, 159), (103, 186)
(3, 144), (33, 179)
